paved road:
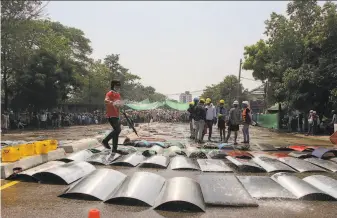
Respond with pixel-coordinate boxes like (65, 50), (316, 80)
(1, 123), (336, 218)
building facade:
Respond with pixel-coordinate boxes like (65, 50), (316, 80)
(179, 91), (192, 103)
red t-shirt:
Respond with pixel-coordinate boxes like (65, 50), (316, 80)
(105, 90), (121, 118)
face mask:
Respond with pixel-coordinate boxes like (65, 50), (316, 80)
(114, 86), (121, 92)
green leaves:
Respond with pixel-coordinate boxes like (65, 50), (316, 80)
(242, 0), (337, 115)
(201, 75), (247, 106)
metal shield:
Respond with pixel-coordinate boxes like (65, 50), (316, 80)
(255, 143), (277, 151)
(14, 161), (65, 182)
(304, 158), (337, 172)
(142, 145), (164, 157)
(226, 156), (264, 172)
(237, 176), (296, 199)
(288, 151), (312, 159)
(154, 177), (205, 212)
(186, 147), (208, 159)
(59, 169), (127, 201)
(197, 159), (232, 172)
(312, 148), (337, 159)
(169, 156), (200, 171)
(33, 161), (96, 185)
(111, 152), (147, 167)
(165, 146), (186, 157)
(139, 155), (170, 168)
(59, 150), (94, 163)
(278, 157), (326, 173)
(303, 175), (337, 199)
(86, 152), (121, 165)
(253, 156), (296, 173)
(198, 174), (258, 207)
(329, 157), (337, 163)
(271, 172), (335, 200)
(208, 150), (228, 159)
(105, 172), (165, 206)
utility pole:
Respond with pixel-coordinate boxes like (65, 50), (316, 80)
(237, 58), (242, 101)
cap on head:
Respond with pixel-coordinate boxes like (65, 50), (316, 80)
(233, 100), (239, 105)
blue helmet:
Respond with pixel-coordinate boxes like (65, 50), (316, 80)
(193, 97), (199, 102)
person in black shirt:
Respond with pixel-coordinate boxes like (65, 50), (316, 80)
(187, 101), (196, 139)
(194, 99), (206, 143)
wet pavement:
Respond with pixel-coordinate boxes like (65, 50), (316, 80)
(1, 123), (337, 218)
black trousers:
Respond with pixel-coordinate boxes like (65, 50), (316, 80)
(206, 120), (213, 138)
(103, 117), (121, 150)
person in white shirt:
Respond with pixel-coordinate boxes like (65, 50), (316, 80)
(204, 98), (217, 141)
(40, 111), (48, 129)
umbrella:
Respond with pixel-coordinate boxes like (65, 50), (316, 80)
(121, 110), (139, 137)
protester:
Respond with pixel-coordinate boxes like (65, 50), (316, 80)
(187, 101), (195, 139)
(204, 98), (217, 141)
(102, 79), (123, 152)
(241, 101), (252, 144)
(194, 98), (206, 143)
(225, 100), (241, 145)
(216, 99), (227, 142)
(330, 110), (337, 133)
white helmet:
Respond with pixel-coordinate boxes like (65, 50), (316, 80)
(242, 100), (249, 105)
(233, 100), (239, 105)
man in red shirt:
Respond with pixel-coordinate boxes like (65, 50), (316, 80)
(102, 79), (123, 152)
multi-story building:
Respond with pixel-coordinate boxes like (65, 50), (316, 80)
(179, 91), (192, 103)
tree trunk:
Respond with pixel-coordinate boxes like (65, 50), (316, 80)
(3, 67), (9, 110)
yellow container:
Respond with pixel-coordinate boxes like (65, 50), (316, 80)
(19, 143), (35, 157)
(34, 141), (49, 154)
(47, 139), (58, 151)
(1, 146), (21, 162)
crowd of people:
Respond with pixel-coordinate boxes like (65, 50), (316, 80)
(123, 109), (189, 125)
(1, 110), (107, 132)
(187, 97), (252, 146)
(0, 108), (191, 133)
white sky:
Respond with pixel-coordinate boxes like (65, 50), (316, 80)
(46, 1), (290, 99)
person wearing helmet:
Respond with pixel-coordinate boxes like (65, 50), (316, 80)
(102, 79), (123, 152)
(187, 101), (196, 139)
(217, 99), (227, 141)
(204, 98), (217, 141)
(225, 100), (241, 145)
(241, 100), (252, 144)
(194, 98), (206, 143)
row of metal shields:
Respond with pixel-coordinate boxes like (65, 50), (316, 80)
(54, 169), (337, 212)
(8, 152), (337, 187)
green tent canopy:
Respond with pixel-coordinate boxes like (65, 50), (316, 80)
(165, 100), (189, 111)
(125, 102), (164, 110)
(125, 100), (189, 111)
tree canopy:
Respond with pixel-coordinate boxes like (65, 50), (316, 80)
(1, 0), (167, 111)
(201, 75), (248, 107)
(243, 0), (337, 114)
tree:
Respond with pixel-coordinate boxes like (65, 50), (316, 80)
(1, 0), (48, 110)
(201, 75), (247, 107)
(11, 50), (80, 110)
(242, 0), (337, 115)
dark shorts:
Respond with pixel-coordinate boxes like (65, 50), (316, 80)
(218, 119), (226, 129)
(229, 124), (239, 131)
